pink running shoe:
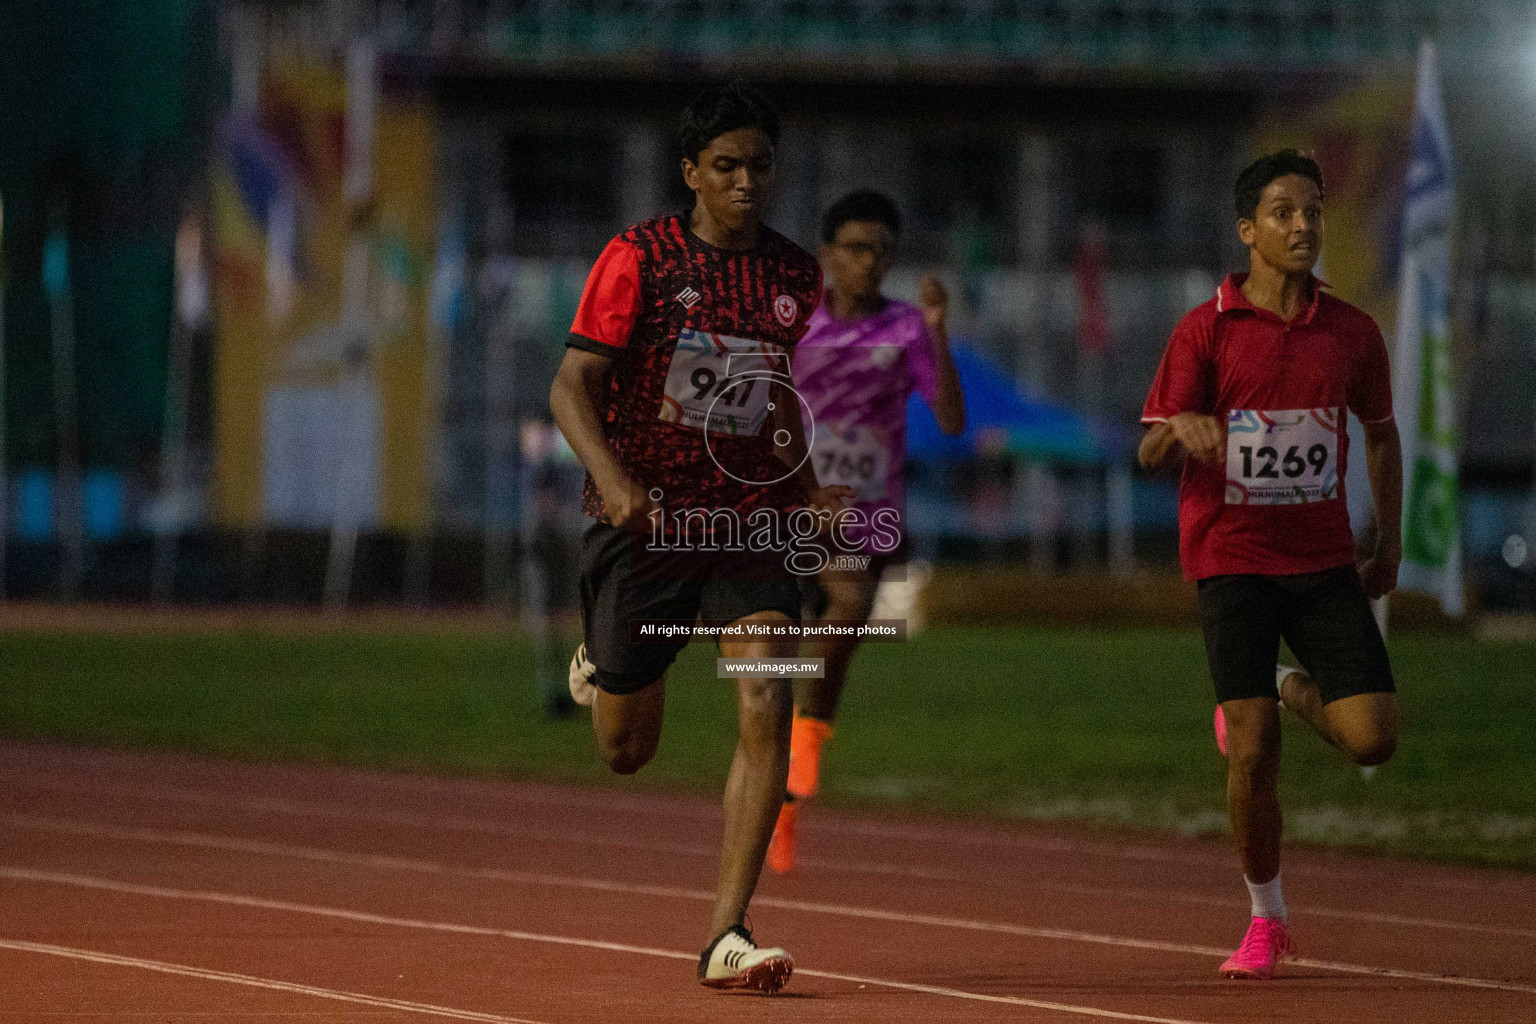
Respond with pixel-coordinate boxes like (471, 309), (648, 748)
(1220, 916), (1294, 979)
(1214, 705), (1228, 757)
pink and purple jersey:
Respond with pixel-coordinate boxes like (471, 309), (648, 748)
(792, 296), (941, 552)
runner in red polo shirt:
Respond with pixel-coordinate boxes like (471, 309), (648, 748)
(1140, 150), (1401, 980)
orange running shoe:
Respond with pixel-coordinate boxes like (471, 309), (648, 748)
(786, 714), (833, 800)
(770, 715), (833, 874)
(767, 798), (799, 874)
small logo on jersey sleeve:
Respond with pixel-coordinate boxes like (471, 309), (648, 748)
(774, 293), (798, 327)
(676, 287), (702, 309)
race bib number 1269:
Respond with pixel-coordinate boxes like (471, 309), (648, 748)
(1226, 408), (1341, 505)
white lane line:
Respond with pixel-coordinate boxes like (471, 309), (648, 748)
(6, 813), (712, 903)
(8, 779), (1532, 940)
(0, 771), (1459, 889)
(6, 824), (1536, 998)
(7, 767), (1232, 872)
(54, 770), (1536, 898)
(1, 814), (1232, 961)
(781, 854), (1536, 941)
(6, 743), (1532, 899)
(4, 814), (1223, 963)
(8, 769), (1516, 899)
(4, 777), (724, 856)
(802, 967), (1203, 1024)
(266, 769), (1536, 895)
(0, 939), (549, 1023)
(0, 866), (1213, 1024)
(1028, 880), (1536, 940)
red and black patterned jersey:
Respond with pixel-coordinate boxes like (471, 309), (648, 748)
(567, 213), (823, 522)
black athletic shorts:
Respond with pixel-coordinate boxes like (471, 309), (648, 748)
(1197, 565), (1395, 706)
(579, 521), (804, 696)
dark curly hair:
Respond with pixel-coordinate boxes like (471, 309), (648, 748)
(820, 190), (903, 244)
(679, 82), (781, 164)
(1235, 150), (1324, 219)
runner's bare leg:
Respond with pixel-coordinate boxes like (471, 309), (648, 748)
(795, 571), (879, 722)
(592, 678), (667, 775)
(1279, 672), (1397, 765)
(714, 610), (795, 934)
(1222, 696), (1283, 884)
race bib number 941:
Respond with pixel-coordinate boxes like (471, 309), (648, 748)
(659, 329), (786, 436)
(1226, 408), (1341, 505)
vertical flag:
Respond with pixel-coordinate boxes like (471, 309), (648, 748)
(1393, 40), (1462, 615)
(265, 187), (296, 326)
(44, 210), (84, 600)
(429, 202), (467, 336)
(1073, 225), (1109, 356)
(1071, 225), (1110, 569)
(176, 215), (209, 330)
(152, 215), (206, 601)
(1075, 224), (1132, 572)
(324, 37), (380, 610)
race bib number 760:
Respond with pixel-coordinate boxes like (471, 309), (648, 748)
(1225, 408), (1341, 505)
(813, 424), (890, 504)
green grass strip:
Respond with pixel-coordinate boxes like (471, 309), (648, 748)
(2, 626), (1531, 866)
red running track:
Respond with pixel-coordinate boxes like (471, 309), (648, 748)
(1, 740), (1532, 1023)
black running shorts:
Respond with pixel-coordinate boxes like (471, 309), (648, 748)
(1197, 565), (1395, 706)
(578, 522), (804, 696)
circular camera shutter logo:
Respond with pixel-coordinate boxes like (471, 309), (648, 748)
(704, 378), (815, 487)
(774, 293), (798, 327)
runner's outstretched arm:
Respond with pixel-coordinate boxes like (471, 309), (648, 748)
(1358, 418), (1403, 599)
(550, 347), (656, 529)
(920, 275), (966, 436)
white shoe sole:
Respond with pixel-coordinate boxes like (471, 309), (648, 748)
(567, 644), (597, 707)
(700, 955), (793, 993)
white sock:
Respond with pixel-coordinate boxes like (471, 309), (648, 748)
(1275, 664), (1298, 700)
(1245, 873), (1286, 921)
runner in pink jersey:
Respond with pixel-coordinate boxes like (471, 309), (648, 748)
(794, 295), (939, 547)
(769, 190), (965, 873)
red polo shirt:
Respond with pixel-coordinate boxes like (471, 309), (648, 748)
(1142, 273), (1393, 581)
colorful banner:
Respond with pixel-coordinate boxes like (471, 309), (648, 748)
(1393, 41), (1462, 615)
(1251, 77), (1413, 327)
(1249, 57), (1417, 574)
(210, 63), (436, 531)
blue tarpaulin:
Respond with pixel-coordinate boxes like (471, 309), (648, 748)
(906, 344), (1107, 464)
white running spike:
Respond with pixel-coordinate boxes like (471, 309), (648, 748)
(567, 644), (598, 708)
(698, 926), (793, 993)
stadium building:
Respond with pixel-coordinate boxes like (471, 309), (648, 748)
(1, 0), (1534, 604)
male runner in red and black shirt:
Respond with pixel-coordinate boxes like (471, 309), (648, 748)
(549, 82), (849, 993)
(1140, 151), (1401, 980)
